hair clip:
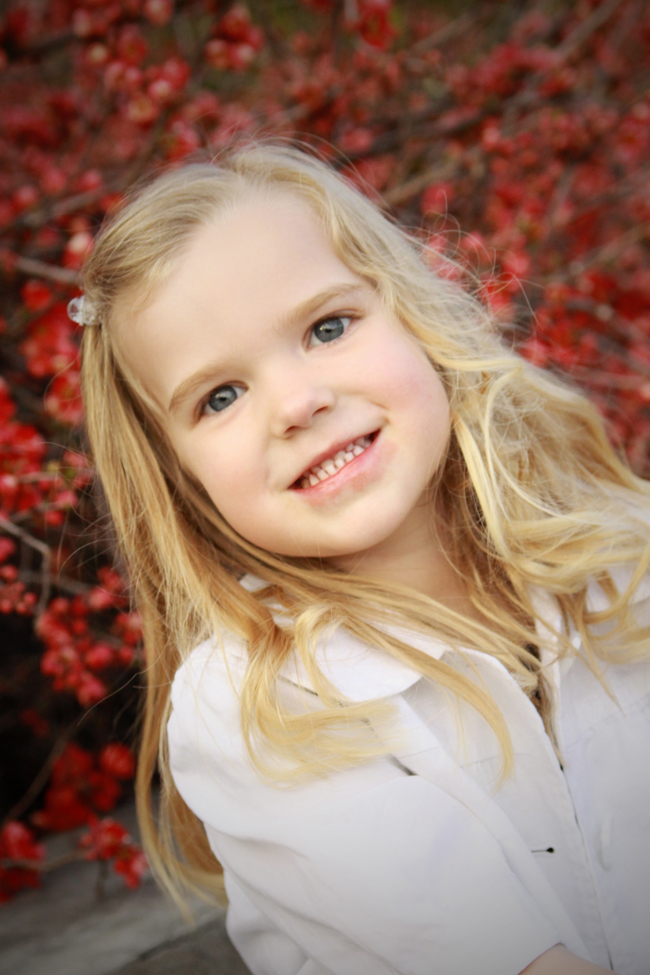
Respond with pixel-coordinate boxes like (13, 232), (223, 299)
(67, 295), (100, 327)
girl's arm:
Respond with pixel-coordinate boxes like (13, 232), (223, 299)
(522, 945), (617, 974)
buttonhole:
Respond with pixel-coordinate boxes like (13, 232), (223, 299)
(532, 847), (555, 854)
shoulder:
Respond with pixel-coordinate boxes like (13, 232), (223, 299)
(167, 632), (253, 802)
(168, 630), (302, 832)
(167, 630), (413, 836)
(170, 630), (247, 717)
(169, 626), (253, 736)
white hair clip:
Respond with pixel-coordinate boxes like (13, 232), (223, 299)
(67, 295), (100, 327)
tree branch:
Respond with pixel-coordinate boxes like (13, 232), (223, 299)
(1, 722), (75, 826)
(9, 256), (80, 286)
(556, 0), (626, 61)
(0, 515), (52, 614)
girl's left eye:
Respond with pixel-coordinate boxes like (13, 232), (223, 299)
(308, 315), (352, 347)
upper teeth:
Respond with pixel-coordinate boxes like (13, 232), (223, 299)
(300, 435), (373, 488)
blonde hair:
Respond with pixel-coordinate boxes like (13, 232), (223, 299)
(80, 140), (650, 911)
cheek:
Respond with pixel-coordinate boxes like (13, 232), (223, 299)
(376, 340), (450, 430)
(176, 430), (263, 511)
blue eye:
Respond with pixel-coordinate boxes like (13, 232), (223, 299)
(203, 384), (244, 415)
(309, 315), (352, 346)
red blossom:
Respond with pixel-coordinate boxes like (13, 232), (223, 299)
(1, 821), (45, 861)
(99, 743), (136, 780)
(19, 302), (79, 378)
(37, 586), (137, 703)
(21, 280), (53, 312)
(19, 707), (50, 737)
(115, 845), (148, 888)
(0, 822), (45, 901)
(205, 4), (264, 72)
(143, 0), (173, 27)
(421, 182), (454, 216)
(80, 816), (129, 860)
(44, 368), (84, 426)
(31, 742), (128, 832)
(63, 231), (93, 270)
(79, 817), (148, 888)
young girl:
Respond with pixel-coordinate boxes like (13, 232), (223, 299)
(75, 142), (650, 975)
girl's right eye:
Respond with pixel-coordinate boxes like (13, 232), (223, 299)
(202, 384), (245, 416)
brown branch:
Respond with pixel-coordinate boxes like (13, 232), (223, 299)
(0, 515), (52, 614)
(19, 570), (93, 597)
(569, 368), (650, 388)
(606, 0), (644, 56)
(19, 187), (111, 231)
(553, 225), (648, 281)
(500, 0), (627, 131)
(9, 256), (80, 287)
(1, 849), (86, 873)
(361, 106), (485, 159)
(555, 0), (626, 61)
(14, 28), (75, 54)
(407, 13), (473, 58)
(382, 159), (460, 207)
(1, 722), (75, 826)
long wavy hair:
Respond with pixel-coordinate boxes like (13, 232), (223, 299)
(80, 140), (650, 911)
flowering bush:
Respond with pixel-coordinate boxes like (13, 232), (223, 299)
(1, 0), (650, 900)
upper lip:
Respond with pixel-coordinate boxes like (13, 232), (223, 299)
(291, 429), (378, 486)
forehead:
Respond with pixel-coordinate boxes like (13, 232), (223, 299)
(113, 188), (363, 407)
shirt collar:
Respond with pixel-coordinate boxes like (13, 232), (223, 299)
(238, 568), (647, 701)
(238, 573), (439, 702)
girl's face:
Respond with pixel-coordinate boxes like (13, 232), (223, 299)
(118, 190), (451, 563)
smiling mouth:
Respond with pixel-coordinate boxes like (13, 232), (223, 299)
(292, 431), (379, 490)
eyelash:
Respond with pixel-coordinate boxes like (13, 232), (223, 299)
(199, 313), (356, 419)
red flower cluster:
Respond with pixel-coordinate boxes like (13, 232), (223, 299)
(79, 815), (147, 889)
(37, 571), (136, 707)
(205, 4), (264, 73)
(0, 561), (37, 615)
(0, 821), (45, 902)
(31, 742), (135, 832)
(0, 379), (47, 514)
(19, 299), (84, 427)
(345, 0), (396, 51)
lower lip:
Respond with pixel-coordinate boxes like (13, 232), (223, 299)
(291, 431), (384, 503)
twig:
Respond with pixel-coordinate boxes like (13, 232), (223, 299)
(501, 0), (627, 130)
(606, 0), (643, 56)
(407, 13), (473, 57)
(8, 256), (80, 287)
(1, 850), (86, 872)
(555, 0), (626, 61)
(14, 28), (75, 54)
(383, 159), (460, 206)
(0, 515), (52, 614)
(364, 106), (486, 158)
(18, 188), (111, 231)
(2, 721), (75, 826)
(555, 224), (648, 281)
(570, 368), (650, 389)
(19, 570), (93, 597)
(95, 858), (109, 900)
(248, 0), (291, 60)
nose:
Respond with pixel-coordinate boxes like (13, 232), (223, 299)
(266, 366), (336, 438)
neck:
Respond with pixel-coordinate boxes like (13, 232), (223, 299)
(329, 502), (484, 624)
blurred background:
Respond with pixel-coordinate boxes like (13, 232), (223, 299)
(0, 0), (649, 968)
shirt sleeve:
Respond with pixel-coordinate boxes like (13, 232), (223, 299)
(167, 643), (564, 975)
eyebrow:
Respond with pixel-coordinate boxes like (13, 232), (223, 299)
(167, 282), (370, 417)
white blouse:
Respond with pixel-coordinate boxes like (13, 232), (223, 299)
(167, 571), (650, 975)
